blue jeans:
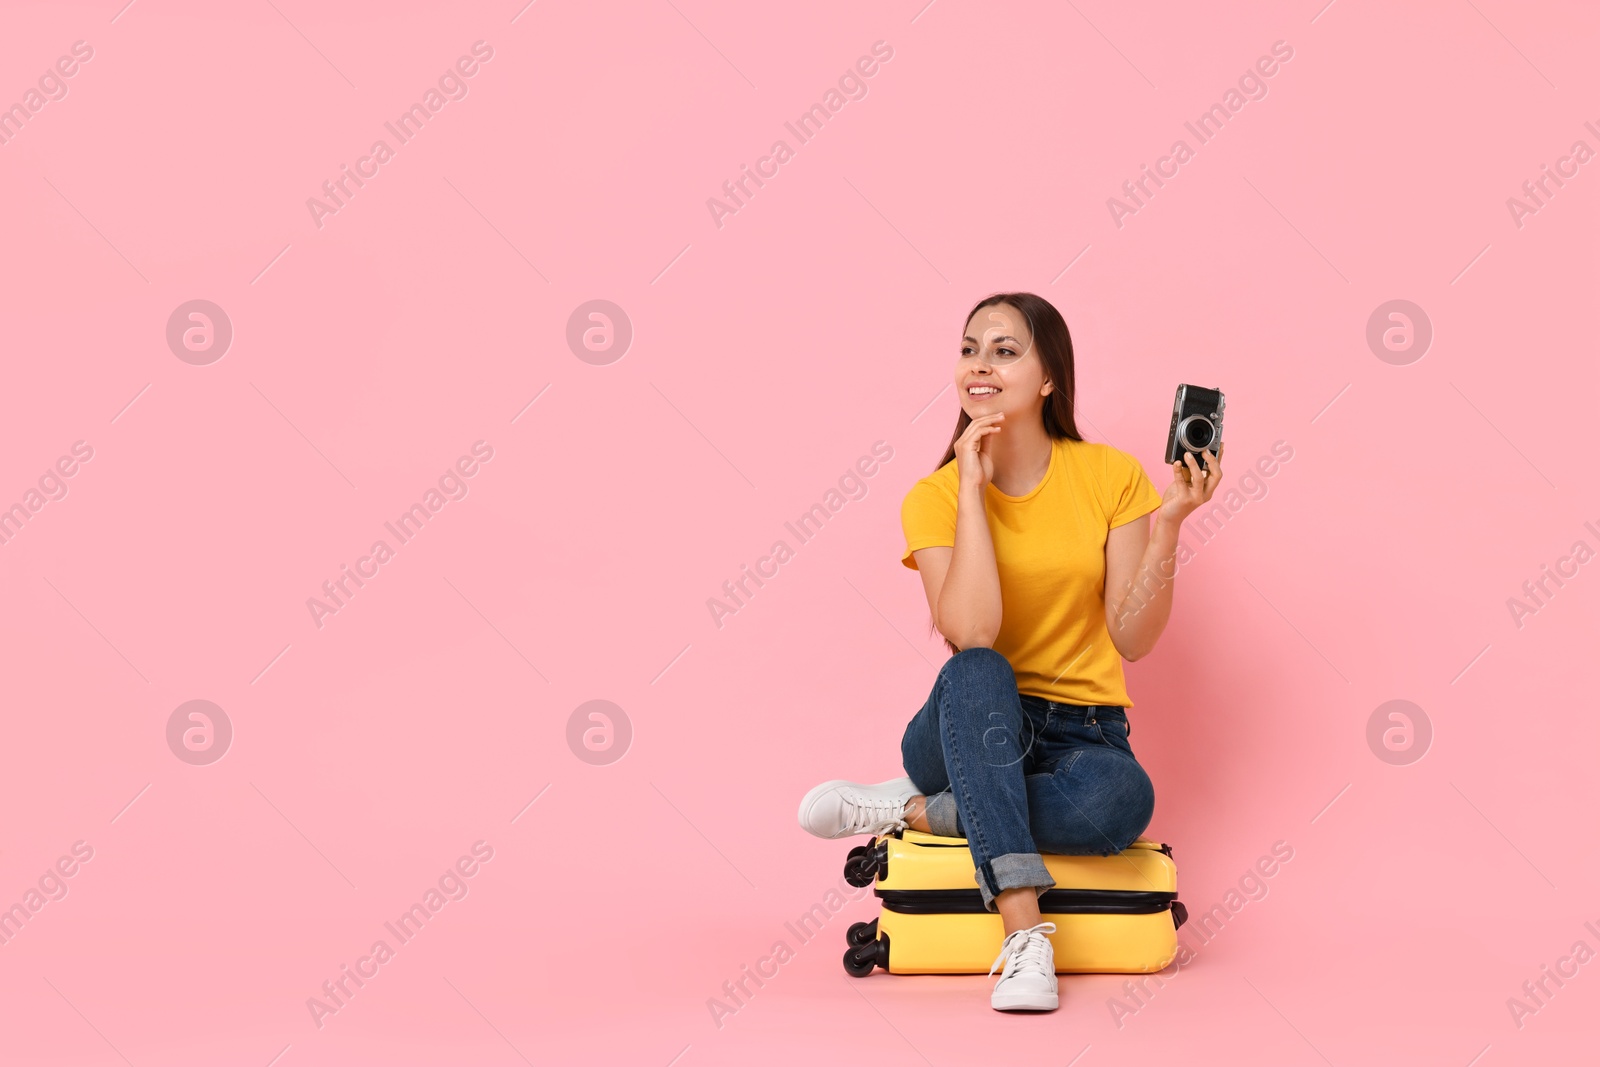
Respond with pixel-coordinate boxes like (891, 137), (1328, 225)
(900, 647), (1156, 912)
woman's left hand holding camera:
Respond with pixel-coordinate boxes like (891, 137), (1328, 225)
(1158, 445), (1224, 529)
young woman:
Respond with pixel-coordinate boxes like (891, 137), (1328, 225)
(798, 292), (1223, 1012)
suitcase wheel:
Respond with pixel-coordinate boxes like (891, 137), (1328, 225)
(842, 933), (889, 977)
(843, 838), (886, 888)
(843, 852), (876, 888)
(845, 919), (878, 947)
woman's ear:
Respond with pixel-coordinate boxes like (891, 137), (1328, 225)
(1041, 379), (1054, 397)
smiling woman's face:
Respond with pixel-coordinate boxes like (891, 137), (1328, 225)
(956, 303), (1051, 417)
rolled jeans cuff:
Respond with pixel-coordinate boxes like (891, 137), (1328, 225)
(976, 852), (1055, 913)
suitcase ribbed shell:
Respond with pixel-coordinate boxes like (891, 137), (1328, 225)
(846, 830), (1186, 975)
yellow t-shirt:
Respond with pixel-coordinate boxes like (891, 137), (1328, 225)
(900, 436), (1163, 707)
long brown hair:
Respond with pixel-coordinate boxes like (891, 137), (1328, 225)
(926, 292), (1083, 656)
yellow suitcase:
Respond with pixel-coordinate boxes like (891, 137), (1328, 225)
(841, 828), (1188, 976)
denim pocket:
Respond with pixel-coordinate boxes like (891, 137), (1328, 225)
(1094, 717), (1134, 756)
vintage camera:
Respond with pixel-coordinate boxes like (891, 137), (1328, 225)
(1164, 384), (1225, 472)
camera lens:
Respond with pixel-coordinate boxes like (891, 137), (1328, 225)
(1178, 415), (1214, 450)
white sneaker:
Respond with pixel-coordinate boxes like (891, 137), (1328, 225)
(988, 921), (1059, 1011)
(797, 776), (919, 839)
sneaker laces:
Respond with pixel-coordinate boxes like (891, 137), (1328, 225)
(988, 921), (1058, 978)
(840, 791), (911, 836)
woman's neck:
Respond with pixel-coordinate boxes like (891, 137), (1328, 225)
(985, 420), (1054, 496)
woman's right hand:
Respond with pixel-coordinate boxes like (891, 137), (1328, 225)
(954, 412), (1004, 492)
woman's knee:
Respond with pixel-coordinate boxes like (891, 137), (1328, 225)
(935, 649), (1017, 727)
(939, 646), (1014, 688)
(934, 643), (1011, 675)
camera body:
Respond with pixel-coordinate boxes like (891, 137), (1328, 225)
(1164, 384), (1225, 471)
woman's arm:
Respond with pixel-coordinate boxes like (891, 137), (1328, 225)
(1104, 447), (1223, 661)
(911, 483), (1004, 649)
(939, 482), (1004, 648)
(1104, 513), (1177, 661)
(913, 415), (1007, 650)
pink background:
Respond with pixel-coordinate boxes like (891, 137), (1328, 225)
(2, 0), (1597, 1063)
